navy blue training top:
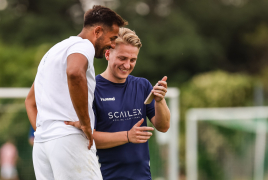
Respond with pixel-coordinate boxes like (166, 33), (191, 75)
(93, 75), (155, 180)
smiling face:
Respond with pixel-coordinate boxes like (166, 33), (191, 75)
(105, 43), (139, 83)
(94, 24), (119, 58)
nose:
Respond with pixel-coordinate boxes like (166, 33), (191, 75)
(110, 41), (116, 49)
(123, 60), (130, 69)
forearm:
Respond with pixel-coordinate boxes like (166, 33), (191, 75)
(25, 104), (37, 130)
(25, 84), (37, 130)
(93, 131), (128, 149)
(67, 73), (91, 127)
(153, 99), (170, 132)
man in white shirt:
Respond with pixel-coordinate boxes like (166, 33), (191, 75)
(25, 5), (127, 180)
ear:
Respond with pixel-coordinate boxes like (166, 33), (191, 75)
(94, 26), (103, 38)
(105, 49), (110, 60)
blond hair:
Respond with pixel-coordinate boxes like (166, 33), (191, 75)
(115, 28), (142, 49)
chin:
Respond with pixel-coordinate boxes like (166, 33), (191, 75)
(95, 54), (104, 59)
(116, 74), (128, 80)
(120, 75), (129, 79)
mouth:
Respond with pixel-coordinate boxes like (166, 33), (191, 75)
(119, 67), (128, 73)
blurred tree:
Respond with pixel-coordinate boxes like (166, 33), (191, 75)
(1, 0), (268, 85)
(114, 0), (268, 84)
(0, 0), (81, 46)
(0, 41), (43, 87)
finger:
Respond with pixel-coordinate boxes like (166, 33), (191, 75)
(161, 76), (167, 81)
(136, 127), (154, 131)
(136, 136), (152, 140)
(88, 140), (92, 150)
(153, 90), (166, 97)
(134, 118), (144, 127)
(157, 81), (167, 88)
(88, 137), (93, 150)
(153, 93), (164, 100)
(136, 131), (153, 136)
(153, 86), (167, 93)
(136, 140), (148, 143)
(64, 121), (75, 126)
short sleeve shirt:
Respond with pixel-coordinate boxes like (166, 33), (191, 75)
(93, 75), (155, 180)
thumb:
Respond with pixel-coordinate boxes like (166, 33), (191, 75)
(64, 121), (73, 126)
(134, 118), (144, 127)
(161, 76), (167, 82)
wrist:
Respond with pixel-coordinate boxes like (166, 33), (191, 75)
(155, 98), (165, 103)
(79, 118), (91, 128)
(81, 125), (92, 131)
(126, 131), (130, 143)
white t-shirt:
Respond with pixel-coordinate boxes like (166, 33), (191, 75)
(34, 36), (96, 146)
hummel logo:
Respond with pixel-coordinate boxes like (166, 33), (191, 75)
(100, 97), (115, 101)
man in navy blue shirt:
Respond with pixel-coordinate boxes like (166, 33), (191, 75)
(66, 27), (170, 180)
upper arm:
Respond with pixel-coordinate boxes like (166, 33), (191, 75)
(66, 53), (88, 76)
(66, 41), (94, 75)
(150, 116), (156, 126)
(25, 83), (36, 106)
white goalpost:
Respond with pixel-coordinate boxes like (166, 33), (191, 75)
(0, 87), (180, 180)
(156, 87), (180, 180)
(0, 88), (30, 98)
(186, 107), (268, 180)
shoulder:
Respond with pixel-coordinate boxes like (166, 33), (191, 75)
(95, 75), (111, 89)
(66, 37), (95, 61)
(71, 37), (94, 50)
(128, 75), (151, 86)
(95, 74), (102, 82)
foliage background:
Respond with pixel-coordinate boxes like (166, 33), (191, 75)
(1, 0), (268, 179)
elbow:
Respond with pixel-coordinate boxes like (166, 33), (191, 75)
(95, 144), (101, 149)
(25, 96), (36, 110)
(25, 97), (30, 109)
(94, 140), (105, 149)
(157, 124), (170, 133)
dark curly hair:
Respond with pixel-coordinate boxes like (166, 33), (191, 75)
(84, 5), (128, 29)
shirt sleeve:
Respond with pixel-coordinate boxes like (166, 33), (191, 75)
(66, 40), (95, 69)
(28, 126), (35, 138)
(145, 79), (155, 121)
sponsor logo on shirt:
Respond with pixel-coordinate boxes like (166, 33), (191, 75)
(100, 97), (115, 101)
(108, 109), (142, 119)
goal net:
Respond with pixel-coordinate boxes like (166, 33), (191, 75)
(186, 107), (268, 180)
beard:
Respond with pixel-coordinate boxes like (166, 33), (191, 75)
(94, 36), (110, 58)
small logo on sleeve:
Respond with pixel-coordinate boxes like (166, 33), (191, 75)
(100, 97), (115, 101)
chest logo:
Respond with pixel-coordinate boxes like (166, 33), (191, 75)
(108, 109), (142, 119)
(100, 97), (115, 101)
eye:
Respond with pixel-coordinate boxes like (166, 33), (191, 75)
(118, 56), (125, 60)
(130, 59), (136, 63)
(110, 36), (117, 41)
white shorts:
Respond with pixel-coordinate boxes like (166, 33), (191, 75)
(1, 165), (17, 179)
(33, 134), (102, 180)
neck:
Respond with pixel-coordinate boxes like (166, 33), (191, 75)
(77, 27), (95, 46)
(101, 70), (127, 84)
